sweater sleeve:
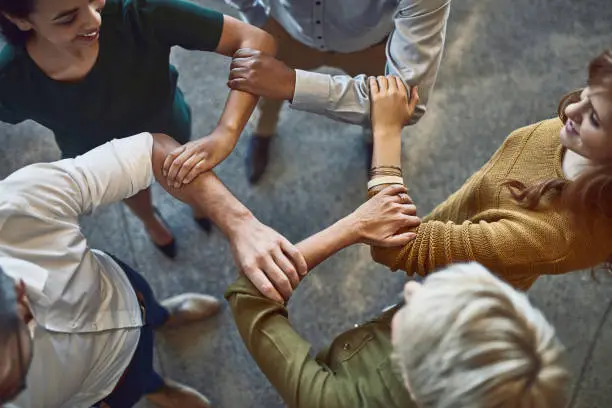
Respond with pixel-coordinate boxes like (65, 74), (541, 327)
(371, 209), (575, 288)
(134, 0), (224, 51)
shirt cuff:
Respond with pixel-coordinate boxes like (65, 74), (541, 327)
(107, 132), (155, 195)
(238, 2), (269, 28)
(291, 70), (331, 111)
(224, 276), (264, 300)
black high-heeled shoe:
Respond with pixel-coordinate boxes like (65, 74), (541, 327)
(194, 217), (212, 233)
(152, 207), (177, 259)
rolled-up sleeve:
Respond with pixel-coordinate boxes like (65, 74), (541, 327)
(291, 0), (451, 126)
(0, 133), (154, 219)
(387, 0), (450, 124)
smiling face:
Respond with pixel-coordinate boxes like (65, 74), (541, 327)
(560, 86), (612, 163)
(5, 0), (105, 50)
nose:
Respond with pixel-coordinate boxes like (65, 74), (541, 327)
(564, 98), (587, 125)
(83, 4), (102, 31)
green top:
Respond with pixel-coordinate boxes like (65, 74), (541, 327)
(225, 277), (415, 408)
(0, 0), (223, 157)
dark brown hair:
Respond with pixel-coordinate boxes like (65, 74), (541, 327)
(504, 49), (612, 218)
(0, 0), (35, 46)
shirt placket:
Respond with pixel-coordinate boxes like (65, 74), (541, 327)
(313, 0), (326, 50)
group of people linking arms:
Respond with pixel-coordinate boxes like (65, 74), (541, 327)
(0, 0), (610, 407)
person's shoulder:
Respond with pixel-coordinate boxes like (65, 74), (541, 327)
(102, 0), (175, 19)
(0, 43), (27, 80)
(509, 118), (563, 141)
(0, 43), (30, 106)
(100, 0), (171, 43)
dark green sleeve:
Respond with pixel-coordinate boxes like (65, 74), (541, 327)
(0, 100), (25, 124)
(225, 277), (359, 408)
(0, 50), (26, 124)
(134, 0), (224, 51)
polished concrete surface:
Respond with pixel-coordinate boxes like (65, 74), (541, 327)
(0, 0), (611, 406)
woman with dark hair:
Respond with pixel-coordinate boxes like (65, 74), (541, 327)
(0, 0), (276, 258)
(367, 48), (612, 290)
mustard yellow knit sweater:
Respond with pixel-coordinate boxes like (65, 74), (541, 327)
(372, 118), (612, 290)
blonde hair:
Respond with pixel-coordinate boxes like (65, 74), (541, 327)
(393, 263), (568, 408)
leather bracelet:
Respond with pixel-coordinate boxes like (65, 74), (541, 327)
(370, 165), (402, 171)
(367, 175), (405, 190)
(369, 170), (402, 177)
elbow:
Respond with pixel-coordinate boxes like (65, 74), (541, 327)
(370, 245), (397, 269)
(261, 31), (278, 55)
(407, 104), (426, 126)
(151, 133), (179, 154)
(243, 29), (277, 56)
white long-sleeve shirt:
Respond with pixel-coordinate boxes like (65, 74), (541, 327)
(0, 133), (156, 407)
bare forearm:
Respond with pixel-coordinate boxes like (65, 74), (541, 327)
(151, 133), (251, 236)
(372, 129), (402, 169)
(215, 90), (259, 143)
(296, 216), (359, 271)
(369, 129), (403, 197)
(215, 15), (278, 142)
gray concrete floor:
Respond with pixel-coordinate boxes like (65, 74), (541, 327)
(1, 0), (611, 407)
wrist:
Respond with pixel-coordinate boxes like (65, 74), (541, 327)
(221, 206), (255, 239)
(213, 123), (241, 141)
(286, 68), (296, 102)
(334, 215), (362, 247)
(373, 125), (402, 140)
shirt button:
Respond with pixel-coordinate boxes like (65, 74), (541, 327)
(315, 1), (321, 4)
(317, 36), (322, 39)
(343, 343), (351, 351)
(316, 20), (321, 24)
(92, 323), (97, 329)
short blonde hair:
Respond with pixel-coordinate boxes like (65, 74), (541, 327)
(393, 263), (568, 408)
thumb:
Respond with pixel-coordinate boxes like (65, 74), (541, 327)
(233, 48), (259, 58)
(408, 86), (420, 113)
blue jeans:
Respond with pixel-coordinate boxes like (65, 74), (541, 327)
(95, 256), (170, 408)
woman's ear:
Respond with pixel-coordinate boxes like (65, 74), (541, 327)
(2, 12), (33, 32)
(13, 280), (32, 324)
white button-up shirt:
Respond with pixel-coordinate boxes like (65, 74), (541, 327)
(0, 133), (156, 407)
(225, 0), (451, 125)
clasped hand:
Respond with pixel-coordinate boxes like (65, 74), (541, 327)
(162, 128), (236, 188)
